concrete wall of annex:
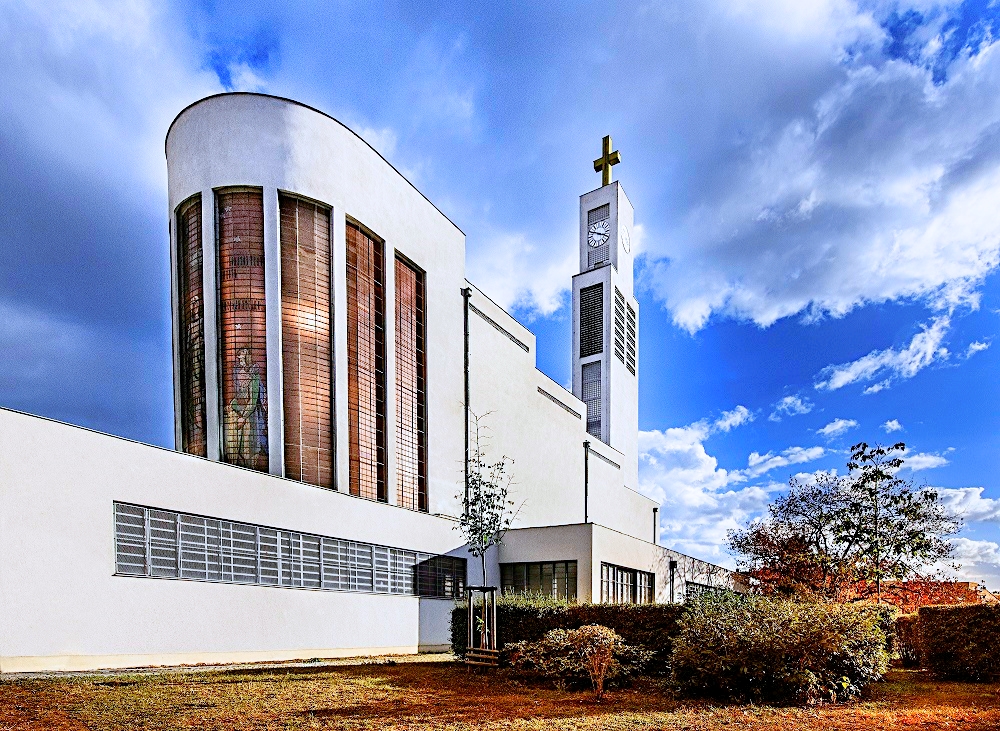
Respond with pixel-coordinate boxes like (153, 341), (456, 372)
(0, 408), (467, 673)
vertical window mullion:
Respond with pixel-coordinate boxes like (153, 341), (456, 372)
(144, 507), (151, 577)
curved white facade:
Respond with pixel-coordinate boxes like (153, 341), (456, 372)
(167, 93), (467, 516)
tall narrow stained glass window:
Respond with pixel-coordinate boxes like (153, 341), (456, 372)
(346, 223), (387, 501)
(395, 256), (427, 511)
(177, 195), (207, 457)
(217, 189), (269, 472)
(280, 195), (333, 488)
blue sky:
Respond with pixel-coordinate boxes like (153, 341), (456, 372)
(2, 0), (999, 585)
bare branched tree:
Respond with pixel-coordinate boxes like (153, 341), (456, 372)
(457, 412), (518, 588)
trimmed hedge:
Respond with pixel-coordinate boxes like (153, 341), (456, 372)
(895, 613), (920, 667)
(670, 595), (889, 705)
(918, 604), (1000, 681)
(451, 594), (686, 674)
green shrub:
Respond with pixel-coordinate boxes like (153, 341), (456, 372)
(873, 603), (900, 656)
(918, 604), (1000, 681)
(450, 594), (685, 673)
(506, 624), (651, 697)
(670, 594), (889, 705)
(895, 613), (921, 667)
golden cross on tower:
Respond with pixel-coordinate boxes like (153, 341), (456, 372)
(593, 135), (621, 186)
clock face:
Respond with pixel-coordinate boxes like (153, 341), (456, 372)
(588, 220), (610, 248)
(620, 225), (631, 253)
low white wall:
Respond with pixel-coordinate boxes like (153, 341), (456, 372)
(0, 408), (465, 672)
(591, 524), (738, 603)
(501, 523), (737, 606)
(499, 524), (594, 601)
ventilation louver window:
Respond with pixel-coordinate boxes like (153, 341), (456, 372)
(626, 303), (637, 376)
(114, 502), (466, 599)
(614, 288), (626, 365)
(582, 361), (602, 439)
(579, 283), (604, 358)
(587, 204), (610, 269)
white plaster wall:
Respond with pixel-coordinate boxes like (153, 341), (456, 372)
(590, 524), (739, 604)
(469, 287), (655, 536)
(499, 525), (594, 602)
(166, 93), (467, 516)
(465, 284), (655, 542)
(0, 408), (468, 672)
(465, 284), (582, 528)
(500, 524), (738, 606)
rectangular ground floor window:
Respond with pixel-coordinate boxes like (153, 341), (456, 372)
(601, 562), (655, 604)
(114, 502), (465, 599)
(500, 561), (577, 602)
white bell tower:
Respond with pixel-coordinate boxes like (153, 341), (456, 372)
(572, 136), (639, 490)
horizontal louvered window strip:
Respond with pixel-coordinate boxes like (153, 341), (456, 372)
(579, 283), (604, 358)
(614, 288), (626, 365)
(114, 502), (466, 599)
(626, 303), (637, 376)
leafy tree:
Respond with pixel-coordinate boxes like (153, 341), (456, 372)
(729, 442), (962, 604)
(843, 441), (960, 602)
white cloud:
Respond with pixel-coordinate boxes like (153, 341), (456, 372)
(466, 229), (576, 317)
(936, 487), (1000, 524)
(739, 445), (826, 479)
(950, 538), (1000, 588)
(817, 417), (858, 438)
(638, 406), (778, 561)
(903, 451), (950, 471)
(714, 405), (754, 432)
(353, 125), (399, 159)
(0, 0), (220, 193)
(227, 62), (268, 93)
(814, 316), (951, 392)
(882, 419), (903, 433)
(768, 395), (813, 422)
(964, 340), (991, 358)
(638, 5), (1000, 333)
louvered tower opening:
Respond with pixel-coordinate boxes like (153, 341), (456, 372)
(582, 361), (602, 439)
(614, 287), (626, 366)
(579, 283), (604, 358)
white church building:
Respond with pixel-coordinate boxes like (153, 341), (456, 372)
(0, 93), (735, 673)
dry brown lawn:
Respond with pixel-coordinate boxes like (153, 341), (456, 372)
(2, 662), (999, 730)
